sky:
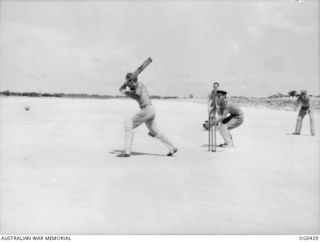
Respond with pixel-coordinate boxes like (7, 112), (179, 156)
(0, 0), (319, 97)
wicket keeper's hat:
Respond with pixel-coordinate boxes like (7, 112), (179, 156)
(300, 90), (307, 94)
(217, 90), (227, 95)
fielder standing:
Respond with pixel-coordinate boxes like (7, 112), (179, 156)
(117, 73), (178, 157)
(293, 90), (315, 136)
(203, 82), (219, 130)
(215, 90), (244, 147)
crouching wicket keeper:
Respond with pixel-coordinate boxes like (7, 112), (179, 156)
(214, 90), (244, 147)
(117, 73), (178, 157)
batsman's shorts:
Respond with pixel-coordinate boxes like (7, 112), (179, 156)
(132, 104), (159, 136)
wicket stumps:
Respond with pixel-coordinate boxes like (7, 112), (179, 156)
(208, 114), (216, 152)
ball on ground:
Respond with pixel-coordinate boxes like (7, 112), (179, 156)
(25, 105), (30, 111)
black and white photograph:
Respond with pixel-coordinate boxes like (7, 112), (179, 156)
(0, 0), (319, 238)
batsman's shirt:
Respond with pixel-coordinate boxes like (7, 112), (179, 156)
(127, 82), (152, 109)
(124, 82), (155, 128)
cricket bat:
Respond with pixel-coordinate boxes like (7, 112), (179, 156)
(121, 57), (152, 90)
(131, 57), (152, 78)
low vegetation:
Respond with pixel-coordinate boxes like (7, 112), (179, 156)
(230, 96), (320, 111)
(1, 90), (319, 111)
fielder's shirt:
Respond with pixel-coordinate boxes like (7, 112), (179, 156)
(297, 95), (311, 109)
(209, 90), (217, 108)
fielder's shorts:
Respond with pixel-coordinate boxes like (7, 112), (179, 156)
(132, 105), (159, 136)
(295, 106), (315, 135)
(297, 106), (312, 120)
(222, 114), (244, 130)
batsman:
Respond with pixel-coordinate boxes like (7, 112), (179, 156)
(117, 58), (178, 157)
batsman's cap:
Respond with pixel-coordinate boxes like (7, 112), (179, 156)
(213, 82), (219, 85)
(300, 90), (307, 94)
(126, 73), (137, 82)
(217, 90), (227, 95)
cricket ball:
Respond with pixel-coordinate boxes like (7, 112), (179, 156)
(25, 105), (30, 111)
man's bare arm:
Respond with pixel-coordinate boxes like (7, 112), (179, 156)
(294, 97), (301, 111)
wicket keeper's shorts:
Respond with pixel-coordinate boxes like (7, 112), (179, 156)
(222, 114), (244, 130)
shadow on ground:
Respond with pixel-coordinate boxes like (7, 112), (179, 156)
(286, 133), (314, 136)
(110, 149), (167, 157)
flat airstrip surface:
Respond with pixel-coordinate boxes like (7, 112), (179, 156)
(0, 97), (319, 234)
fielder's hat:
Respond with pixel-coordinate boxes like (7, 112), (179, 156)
(300, 90), (307, 94)
(213, 82), (219, 85)
(217, 90), (227, 95)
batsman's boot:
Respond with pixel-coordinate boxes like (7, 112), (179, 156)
(218, 124), (234, 147)
(154, 133), (178, 156)
(117, 119), (133, 157)
(167, 147), (178, 156)
(117, 152), (130, 157)
(218, 143), (228, 147)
